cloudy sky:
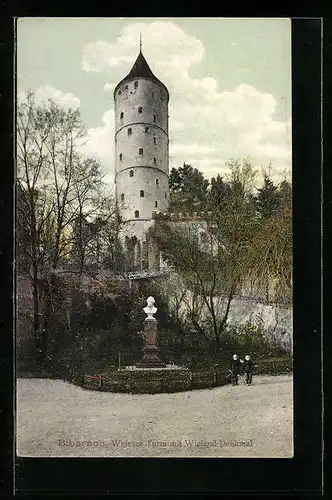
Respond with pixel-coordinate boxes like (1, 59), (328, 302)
(17, 18), (291, 187)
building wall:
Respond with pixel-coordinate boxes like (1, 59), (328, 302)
(114, 78), (168, 135)
(114, 76), (169, 270)
(115, 125), (168, 175)
(114, 77), (169, 224)
(117, 167), (169, 221)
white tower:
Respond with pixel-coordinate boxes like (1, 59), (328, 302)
(114, 46), (169, 270)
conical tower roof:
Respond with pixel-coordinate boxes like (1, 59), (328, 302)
(114, 50), (169, 100)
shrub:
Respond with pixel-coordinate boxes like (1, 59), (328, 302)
(255, 356), (292, 375)
(77, 364), (230, 394)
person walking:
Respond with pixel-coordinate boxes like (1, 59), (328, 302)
(229, 354), (241, 386)
(243, 354), (254, 385)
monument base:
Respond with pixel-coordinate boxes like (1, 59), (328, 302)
(136, 303), (166, 368)
(136, 346), (166, 368)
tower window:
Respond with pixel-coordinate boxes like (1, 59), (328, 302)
(118, 90), (121, 95)
(124, 85), (128, 90)
(120, 112), (124, 119)
(165, 192), (167, 198)
(119, 153), (122, 160)
(121, 193), (125, 202)
(135, 210), (139, 218)
(139, 148), (143, 155)
(145, 126), (149, 133)
(140, 190), (144, 198)
(134, 81), (138, 88)
(129, 170), (134, 177)
(155, 201), (158, 208)
(153, 137), (157, 144)
(128, 128), (132, 135)
(138, 107), (143, 114)
(153, 157), (156, 164)
(156, 179), (159, 186)
(153, 115), (156, 122)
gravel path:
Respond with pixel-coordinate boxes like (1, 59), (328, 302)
(16, 374), (293, 458)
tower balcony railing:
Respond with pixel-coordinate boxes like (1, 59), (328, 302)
(115, 266), (174, 280)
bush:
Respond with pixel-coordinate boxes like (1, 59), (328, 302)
(17, 272), (292, 381)
(255, 356), (292, 375)
(100, 369), (191, 394)
(77, 364), (230, 394)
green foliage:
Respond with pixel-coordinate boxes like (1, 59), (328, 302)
(77, 366), (230, 394)
(169, 163), (209, 212)
(255, 172), (292, 221)
(151, 161), (265, 355)
(164, 160), (293, 313)
(208, 174), (231, 209)
(16, 90), (125, 368)
(244, 200), (292, 305)
(222, 319), (266, 351)
(16, 275), (182, 378)
(256, 173), (281, 219)
(255, 356), (293, 375)
(17, 132), (293, 378)
(16, 315), (39, 373)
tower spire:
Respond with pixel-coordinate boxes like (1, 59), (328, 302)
(139, 32), (142, 52)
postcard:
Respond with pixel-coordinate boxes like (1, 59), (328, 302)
(16, 17), (293, 459)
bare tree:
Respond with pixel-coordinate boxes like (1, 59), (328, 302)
(245, 191), (292, 306)
(16, 91), (119, 365)
(151, 161), (263, 356)
(17, 91), (54, 360)
(150, 219), (235, 355)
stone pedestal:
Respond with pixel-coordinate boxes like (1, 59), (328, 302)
(136, 317), (165, 368)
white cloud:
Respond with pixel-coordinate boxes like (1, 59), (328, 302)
(18, 85), (81, 109)
(170, 144), (216, 155)
(18, 85), (115, 181)
(82, 22), (204, 74)
(104, 82), (116, 92)
(17, 85), (116, 186)
(81, 21), (291, 182)
(79, 108), (114, 182)
(83, 40), (134, 72)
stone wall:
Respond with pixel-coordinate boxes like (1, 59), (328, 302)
(227, 297), (293, 354)
(171, 289), (293, 354)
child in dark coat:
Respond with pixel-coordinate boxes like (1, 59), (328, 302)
(243, 355), (254, 385)
(230, 354), (241, 386)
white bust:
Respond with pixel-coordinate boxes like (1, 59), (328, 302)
(143, 296), (157, 319)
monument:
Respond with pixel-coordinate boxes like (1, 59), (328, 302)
(136, 296), (166, 368)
